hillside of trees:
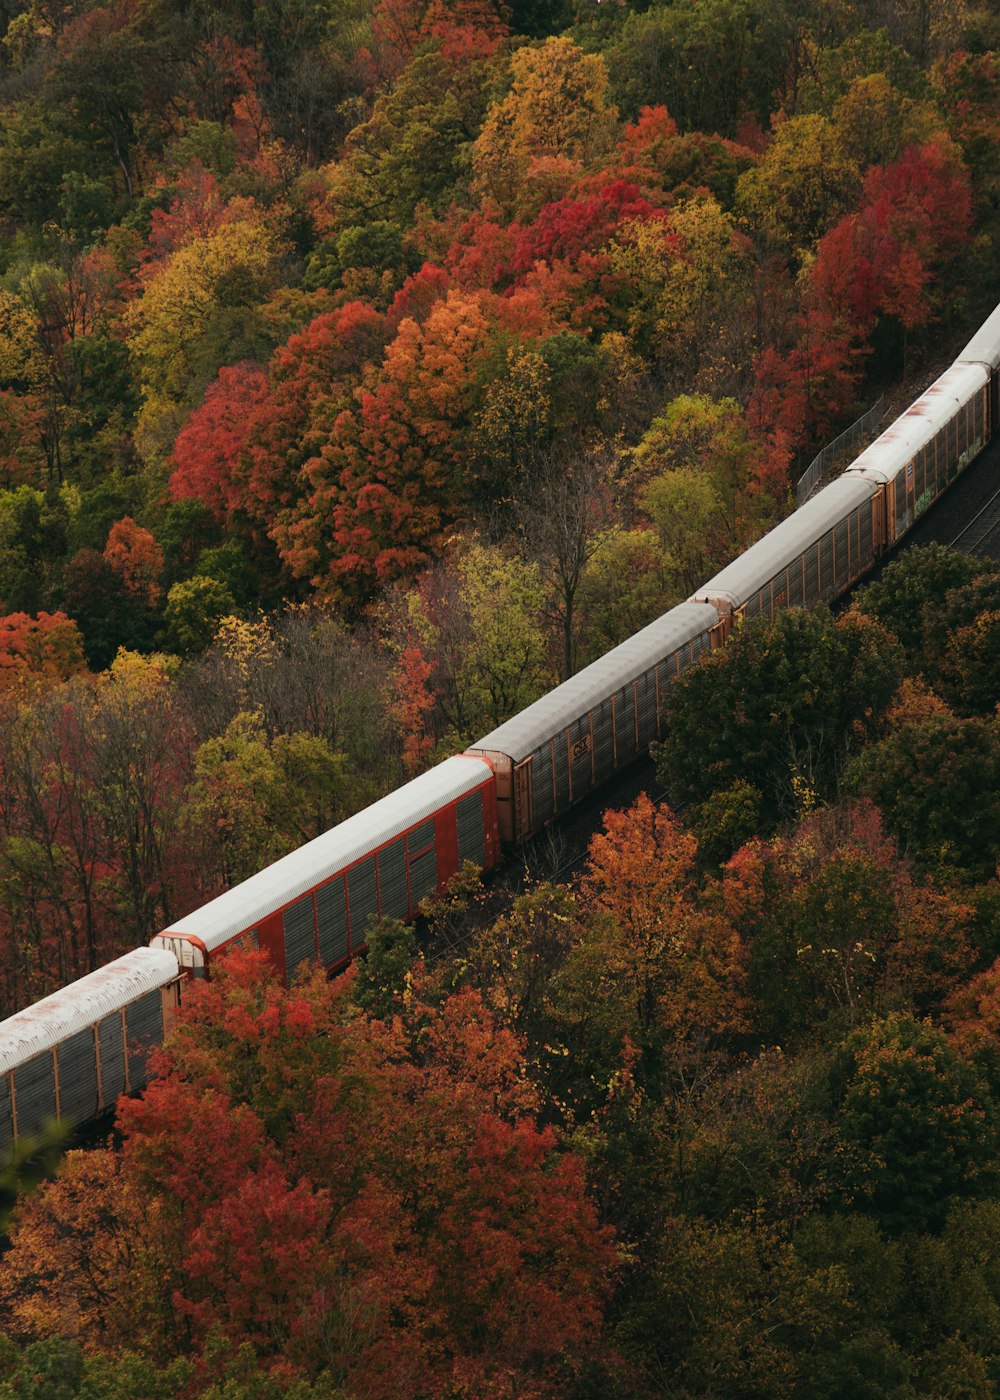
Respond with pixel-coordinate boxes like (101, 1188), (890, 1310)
(2, 0), (1000, 1393)
(0, 0), (999, 1002)
(2, 543), (1000, 1396)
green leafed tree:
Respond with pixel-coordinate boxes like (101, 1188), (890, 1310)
(846, 712), (1000, 883)
(656, 607), (904, 829)
(832, 1013), (999, 1235)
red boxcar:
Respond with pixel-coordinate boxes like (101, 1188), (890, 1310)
(152, 756), (499, 982)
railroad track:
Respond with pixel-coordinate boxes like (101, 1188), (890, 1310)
(949, 480), (1000, 558)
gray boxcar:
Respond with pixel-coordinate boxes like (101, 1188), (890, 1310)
(467, 602), (718, 842)
(690, 475), (880, 628)
(0, 948), (180, 1156)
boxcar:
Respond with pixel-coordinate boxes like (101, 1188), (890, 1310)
(956, 303), (1000, 425)
(690, 475), (881, 630)
(467, 602), (719, 843)
(0, 948), (181, 1155)
(846, 362), (989, 542)
(152, 755), (499, 981)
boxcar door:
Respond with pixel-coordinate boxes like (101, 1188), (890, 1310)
(512, 759), (533, 842)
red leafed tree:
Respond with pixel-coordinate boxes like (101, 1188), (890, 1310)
(363, 0), (509, 85)
(865, 140), (973, 264)
(511, 181), (664, 275)
(387, 261), (452, 332)
(169, 362), (269, 521)
(747, 303), (862, 470)
(79, 952), (618, 1392)
(609, 106), (757, 205)
(945, 958), (1000, 1070)
(0, 392), (44, 487)
(615, 105), (680, 171)
(444, 213), (521, 291)
(182, 34), (269, 134)
(392, 639), (437, 776)
(141, 167), (233, 271)
(170, 303), (386, 550)
(236, 300), (386, 525)
(811, 139), (973, 339)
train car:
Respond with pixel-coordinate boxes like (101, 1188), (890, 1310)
(0, 948), (181, 1156)
(845, 362), (989, 541)
(152, 755), (499, 981)
(467, 602), (718, 843)
(956, 302), (1000, 424)
(689, 475), (881, 631)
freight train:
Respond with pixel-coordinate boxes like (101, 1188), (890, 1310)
(2, 304), (1000, 1155)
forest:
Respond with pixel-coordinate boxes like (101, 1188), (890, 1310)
(1, 0), (1000, 1394)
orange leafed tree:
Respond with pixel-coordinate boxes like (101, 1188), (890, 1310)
(103, 516), (164, 607)
(0, 611), (87, 689)
(583, 792), (749, 1042)
(288, 291), (502, 601)
(0, 1148), (151, 1347)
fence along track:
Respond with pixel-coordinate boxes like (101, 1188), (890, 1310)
(796, 397), (888, 505)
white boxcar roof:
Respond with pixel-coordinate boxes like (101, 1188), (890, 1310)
(468, 601), (718, 762)
(160, 755), (493, 951)
(956, 303), (1000, 370)
(845, 362), (988, 485)
(0, 948), (178, 1076)
(690, 475), (877, 610)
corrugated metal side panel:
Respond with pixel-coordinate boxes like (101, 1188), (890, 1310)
(593, 696), (615, 780)
(456, 792), (486, 869)
(98, 1014), (125, 1106)
(283, 897), (316, 982)
(0, 1075), (11, 1153)
(409, 819), (434, 855)
(407, 846), (437, 910)
(377, 839), (409, 920)
(834, 518), (849, 592)
(125, 990), (164, 1090)
(530, 750), (553, 829)
(58, 1028), (99, 1126)
(569, 717), (593, 798)
(818, 529), (834, 601)
(616, 685), (637, 759)
(858, 498), (874, 568)
(804, 539), (820, 606)
(786, 558), (802, 608)
(14, 1052), (56, 1138)
(636, 671), (657, 747)
(896, 472), (910, 536)
(316, 877), (348, 968)
(347, 858), (378, 947)
(552, 735), (570, 810)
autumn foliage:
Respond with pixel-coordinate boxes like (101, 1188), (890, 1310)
(1, 953), (615, 1394)
(0, 611), (86, 689)
(0, 3), (999, 1393)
